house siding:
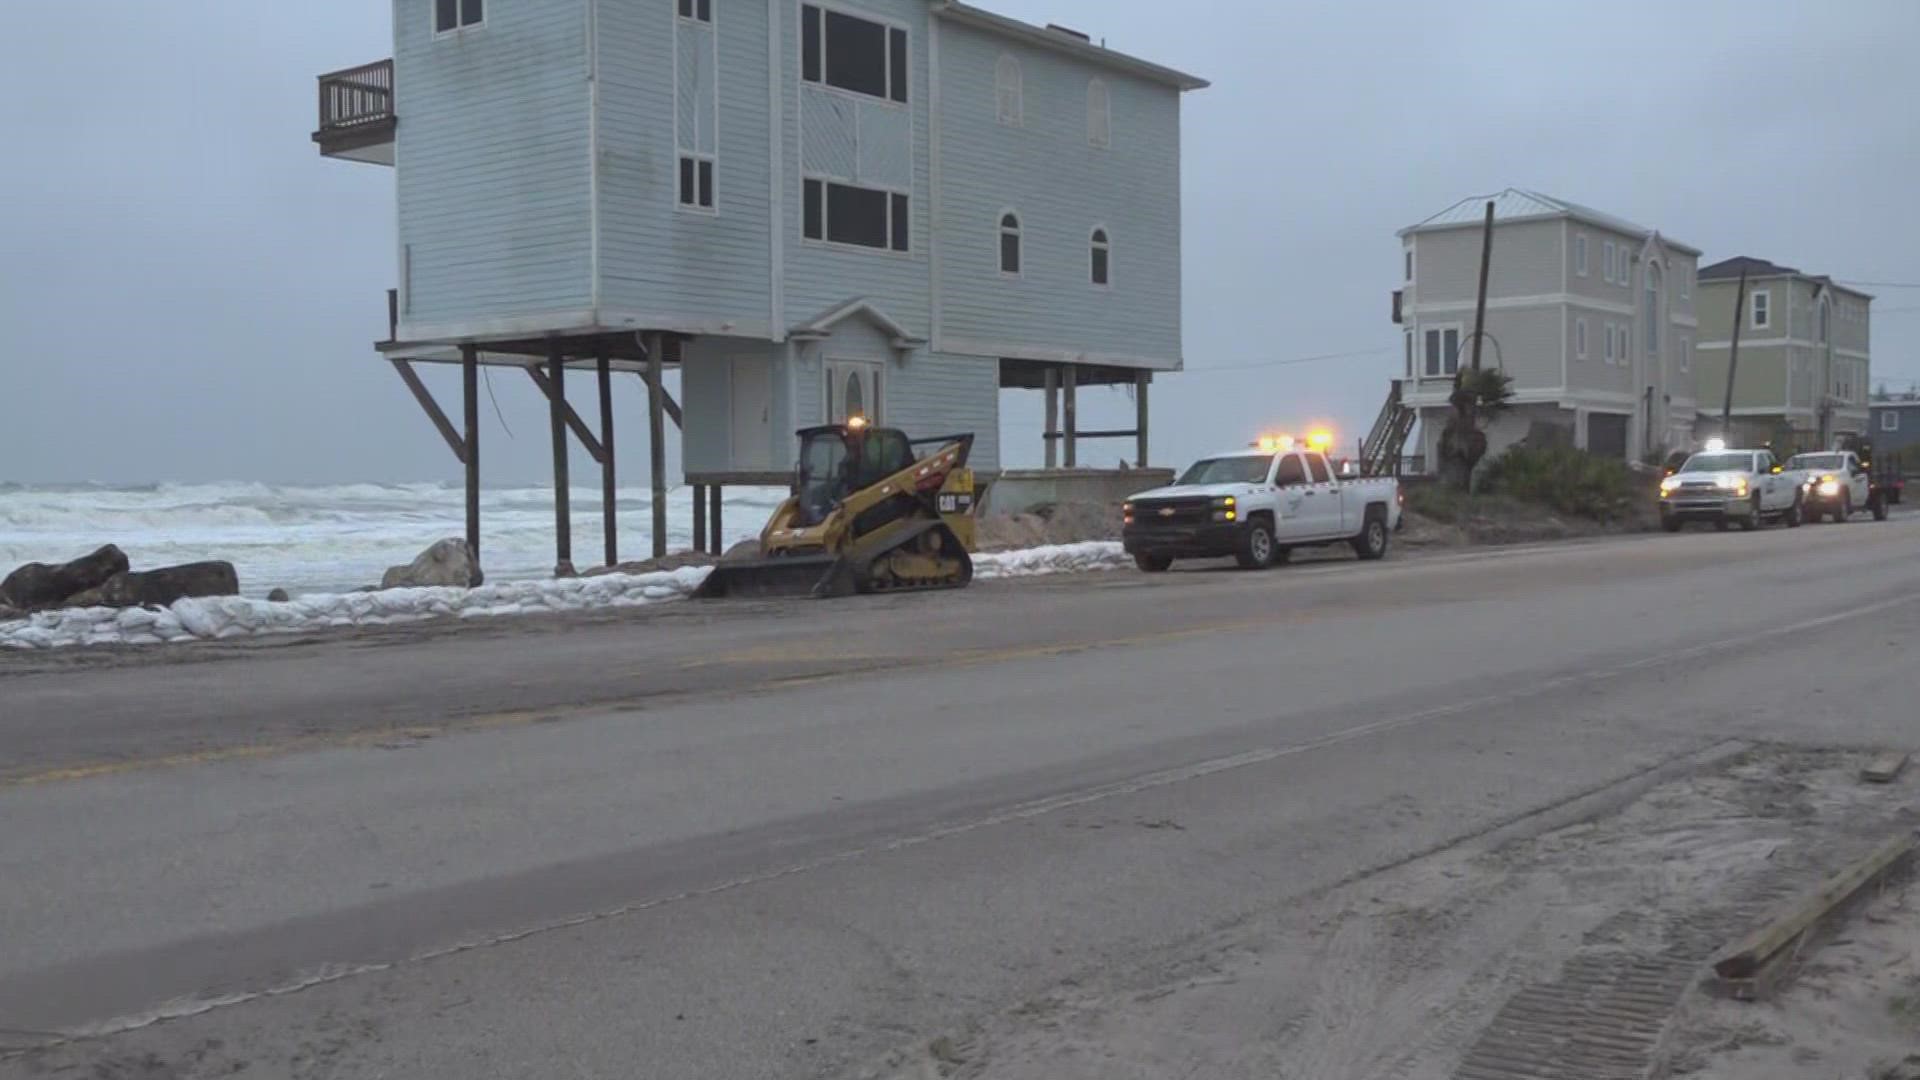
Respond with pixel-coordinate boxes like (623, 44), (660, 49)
(932, 20), (1183, 367)
(394, 0), (593, 331)
(1565, 225), (1643, 305)
(1412, 220), (1561, 304)
(596, 0), (775, 332)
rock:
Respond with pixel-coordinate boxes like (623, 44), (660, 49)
(381, 538), (480, 590)
(0, 544), (130, 611)
(94, 562), (241, 609)
(267, 588), (291, 603)
(0, 603), (22, 623)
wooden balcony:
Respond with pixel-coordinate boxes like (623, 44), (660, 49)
(314, 59), (395, 165)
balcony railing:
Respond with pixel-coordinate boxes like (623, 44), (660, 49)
(314, 59), (395, 164)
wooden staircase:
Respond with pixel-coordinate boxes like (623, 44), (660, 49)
(1359, 380), (1415, 476)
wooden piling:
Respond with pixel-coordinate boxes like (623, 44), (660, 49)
(461, 344), (481, 582)
(597, 352), (617, 567)
(548, 345), (573, 575)
(646, 334), (668, 559)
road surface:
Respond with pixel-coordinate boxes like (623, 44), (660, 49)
(4, 517), (1918, 1078)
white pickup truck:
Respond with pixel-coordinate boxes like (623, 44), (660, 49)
(1658, 447), (1803, 531)
(1122, 447), (1402, 571)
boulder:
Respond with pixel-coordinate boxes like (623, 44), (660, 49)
(0, 603), (21, 623)
(0, 544), (130, 611)
(266, 588), (291, 603)
(381, 539), (480, 590)
(94, 562), (241, 609)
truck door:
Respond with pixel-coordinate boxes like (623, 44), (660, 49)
(1271, 453), (1315, 540)
(1301, 452), (1345, 538)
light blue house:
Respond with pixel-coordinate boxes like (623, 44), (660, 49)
(315, 0), (1204, 568)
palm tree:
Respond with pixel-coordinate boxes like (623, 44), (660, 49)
(1436, 365), (1514, 490)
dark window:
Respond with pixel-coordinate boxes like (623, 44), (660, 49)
(806, 179), (906, 251)
(802, 5), (906, 103)
(678, 156), (714, 209)
(801, 5), (822, 81)
(1275, 455), (1308, 485)
(438, 0), (482, 32)
(826, 182), (888, 248)
(679, 0), (712, 21)
(889, 28), (909, 103)
(803, 179), (824, 239)
(1000, 213), (1021, 274)
(1306, 454), (1331, 483)
(1091, 228), (1110, 285)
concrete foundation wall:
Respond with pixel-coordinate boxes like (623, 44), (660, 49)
(983, 468), (1175, 516)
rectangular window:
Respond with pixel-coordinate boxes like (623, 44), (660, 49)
(1423, 327), (1460, 376)
(1604, 324), (1614, 364)
(1679, 335), (1690, 372)
(1752, 290), (1770, 329)
(1574, 234), (1588, 277)
(804, 178), (907, 251)
(678, 155), (715, 210)
(1404, 332), (1413, 378)
(1404, 249), (1413, 282)
(1575, 318), (1587, 359)
(1603, 241), (1615, 283)
(677, 0), (712, 20)
(1092, 244), (1110, 286)
(436, 0), (483, 33)
(1680, 264), (1690, 298)
(1883, 411), (1900, 433)
(802, 5), (907, 103)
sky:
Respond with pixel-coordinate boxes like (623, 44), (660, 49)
(3, 0), (1918, 486)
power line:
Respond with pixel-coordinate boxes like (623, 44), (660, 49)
(1840, 280), (1920, 289)
(1183, 346), (1396, 375)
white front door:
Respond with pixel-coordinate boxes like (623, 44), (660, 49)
(730, 356), (772, 469)
(824, 360), (883, 424)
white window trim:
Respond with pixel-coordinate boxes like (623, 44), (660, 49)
(995, 53), (1023, 127)
(1602, 241), (1615, 284)
(676, 0), (713, 23)
(1404, 248), (1413, 284)
(433, 0), (485, 37)
(1421, 322), (1465, 378)
(800, 1), (912, 110)
(1679, 334), (1691, 373)
(1087, 78), (1112, 149)
(672, 2), (722, 215)
(677, 152), (718, 215)
(1882, 410), (1900, 433)
(1751, 289), (1771, 329)
(1575, 317), (1588, 359)
(1574, 233), (1588, 278)
(802, 175), (914, 257)
(997, 209), (1023, 278)
(824, 359), (885, 424)
(1604, 323), (1616, 365)
(1090, 225), (1112, 289)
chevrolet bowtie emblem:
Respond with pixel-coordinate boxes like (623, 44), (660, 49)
(1159, 507), (1175, 518)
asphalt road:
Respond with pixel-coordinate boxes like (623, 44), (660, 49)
(4, 516), (1919, 1078)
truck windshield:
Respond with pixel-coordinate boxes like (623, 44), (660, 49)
(1787, 454), (1845, 471)
(1680, 453), (1752, 473)
(1177, 456), (1274, 485)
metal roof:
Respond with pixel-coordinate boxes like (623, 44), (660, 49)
(1399, 188), (1701, 255)
(930, 2), (1209, 91)
(1698, 256), (1874, 300)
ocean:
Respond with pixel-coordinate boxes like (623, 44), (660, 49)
(0, 482), (789, 597)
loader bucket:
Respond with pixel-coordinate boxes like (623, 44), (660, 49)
(690, 554), (851, 600)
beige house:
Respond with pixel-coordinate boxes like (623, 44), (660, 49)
(1393, 189), (1702, 466)
(1692, 257), (1872, 448)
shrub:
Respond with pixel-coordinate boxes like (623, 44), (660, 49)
(1480, 446), (1644, 522)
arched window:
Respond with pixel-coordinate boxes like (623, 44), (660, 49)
(844, 371), (864, 418)
(995, 54), (1022, 126)
(1087, 79), (1111, 148)
(999, 212), (1021, 275)
(1644, 263), (1661, 356)
(1090, 227), (1110, 286)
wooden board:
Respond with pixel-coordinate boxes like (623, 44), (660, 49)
(1712, 831), (1917, 982)
(1862, 751), (1910, 784)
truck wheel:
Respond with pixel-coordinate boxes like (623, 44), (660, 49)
(1235, 520), (1277, 569)
(1783, 495), (1803, 528)
(1834, 491), (1852, 522)
(1133, 553), (1172, 573)
(1661, 512), (1683, 533)
(1738, 495), (1761, 531)
(1805, 505), (1823, 524)
(1872, 492), (1889, 521)
(1351, 511), (1390, 561)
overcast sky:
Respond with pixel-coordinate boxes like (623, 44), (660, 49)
(3, 0), (1917, 485)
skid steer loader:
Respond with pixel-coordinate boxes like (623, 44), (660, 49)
(692, 418), (978, 600)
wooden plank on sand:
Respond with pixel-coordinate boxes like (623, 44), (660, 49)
(1712, 831), (1917, 982)
(1862, 751), (1910, 784)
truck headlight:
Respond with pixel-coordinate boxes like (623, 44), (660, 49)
(1818, 478), (1841, 496)
(1660, 475), (1682, 493)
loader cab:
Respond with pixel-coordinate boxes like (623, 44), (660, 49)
(792, 420), (915, 526)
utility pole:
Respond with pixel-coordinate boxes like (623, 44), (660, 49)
(1468, 201), (1494, 373)
(1721, 267), (1748, 439)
